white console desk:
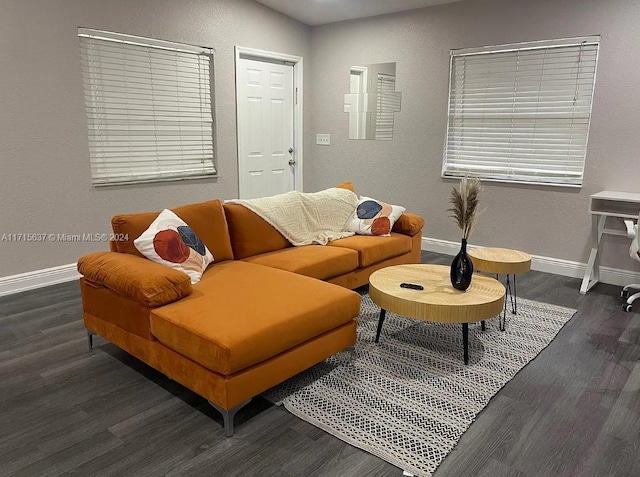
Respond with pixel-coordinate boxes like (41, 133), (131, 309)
(581, 191), (640, 294)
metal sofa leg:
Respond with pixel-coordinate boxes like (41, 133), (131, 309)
(87, 329), (94, 350)
(208, 399), (251, 437)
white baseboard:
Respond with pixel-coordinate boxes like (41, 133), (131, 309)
(0, 263), (80, 298)
(1, 239), (638, 298)
(421, 237), (640, 288)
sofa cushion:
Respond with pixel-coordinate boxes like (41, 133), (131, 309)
(336, 181), (355, 192)
(149, 261), (360, 375)
(223, 203), (291, 259)
(242, 245), (359, 280)
(328, 232), (412, 267)
(111, 200), (234, 262)
(392, 212), (425, 237)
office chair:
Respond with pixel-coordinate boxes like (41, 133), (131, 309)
(621, 213), (640, 312)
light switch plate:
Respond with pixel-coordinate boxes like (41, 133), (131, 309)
(316, 134), (330, 145)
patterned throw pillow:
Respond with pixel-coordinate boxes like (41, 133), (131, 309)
(134, 209), (214, 284)
(346, 196), (406, 236)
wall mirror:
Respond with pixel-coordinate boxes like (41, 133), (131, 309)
(343, 62), (401, 140)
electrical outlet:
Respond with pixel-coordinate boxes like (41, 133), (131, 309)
(316, 134), (331, 146)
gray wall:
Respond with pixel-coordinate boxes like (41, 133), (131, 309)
(2, 0), (639, 279)
(307, 0), (640, 272)
(0, 0), (310, 277)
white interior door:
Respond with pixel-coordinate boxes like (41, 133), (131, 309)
(236, 57), (295, 199)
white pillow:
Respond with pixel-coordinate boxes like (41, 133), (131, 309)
(346, 196), (406, 236)
(134, 209), (214, 284)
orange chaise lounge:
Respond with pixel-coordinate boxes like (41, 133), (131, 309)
(77, 188), (424, 436)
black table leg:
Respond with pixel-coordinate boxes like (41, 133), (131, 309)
(506, 274), (514, 315)
(496, 273), (518, 331)
(512, 274), (518, 314)
(481, 320), (486, 331)
(498, 273), (507, 331)
(462, 323), (469, 365)
(375, 308), (386, 343)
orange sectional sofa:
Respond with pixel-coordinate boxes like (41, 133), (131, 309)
(77, 193), (424, 436)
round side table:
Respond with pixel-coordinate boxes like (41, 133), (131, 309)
(369, 264), (505, 364)
(467, 247), (532, 331)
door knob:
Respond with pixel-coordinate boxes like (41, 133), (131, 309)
(288, 159), (296, 166)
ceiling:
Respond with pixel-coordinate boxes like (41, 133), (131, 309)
(254, 0), (463, 26)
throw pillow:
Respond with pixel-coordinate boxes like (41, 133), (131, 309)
(346, 196), (406, 236)
(134, 209), (214, 284)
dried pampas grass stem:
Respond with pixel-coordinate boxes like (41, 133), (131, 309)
(447, 177), (483, 239)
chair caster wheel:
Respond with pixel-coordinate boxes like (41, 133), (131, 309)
(621, 289), (629, 298)
(623, 304), (633, 312)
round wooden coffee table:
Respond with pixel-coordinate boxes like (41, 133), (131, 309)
(369, 264), (505, 364)
(467, 247), (531, 330)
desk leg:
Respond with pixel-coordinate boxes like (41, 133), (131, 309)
(462, 323), (469, 365)
(375, 308), (386, 343)
(580, 214), (605, 294)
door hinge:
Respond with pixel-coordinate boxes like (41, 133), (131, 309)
(295, 87), (298, 105)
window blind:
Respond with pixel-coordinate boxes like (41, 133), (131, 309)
(443, 36), (599, 186)
(78, 29), (216, 186)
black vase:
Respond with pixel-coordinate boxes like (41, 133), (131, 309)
(450, 238), (473, 291)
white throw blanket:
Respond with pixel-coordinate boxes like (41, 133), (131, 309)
(228, 188), (359, 246)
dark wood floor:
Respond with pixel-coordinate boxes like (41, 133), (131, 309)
(1, 251), (639, 476)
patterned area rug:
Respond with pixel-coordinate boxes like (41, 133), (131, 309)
(264, 294), (576, 477)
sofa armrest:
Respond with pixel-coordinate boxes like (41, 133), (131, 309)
(392, 213), (425, 237)
(77, 252), (192, 308)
